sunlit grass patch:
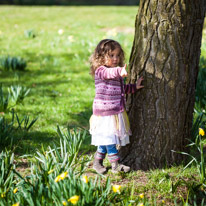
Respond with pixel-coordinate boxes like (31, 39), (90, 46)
(0, 6), (139, 153)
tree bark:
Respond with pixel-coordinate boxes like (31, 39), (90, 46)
(119, 0), (206, 170)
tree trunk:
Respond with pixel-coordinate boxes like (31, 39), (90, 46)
(119, 0), (206, 170)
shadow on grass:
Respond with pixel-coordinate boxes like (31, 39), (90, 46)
(1, 119), (95, 156)
(1, 130), (57, 155)
(68, 107), (93, 129)
(0, 52), (92, 94)
(0, 108), (94, 156)
(66, 107), (96, 153)
(0, 50), (89, 73)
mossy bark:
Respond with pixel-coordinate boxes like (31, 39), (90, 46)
(119, 0), (206, 170)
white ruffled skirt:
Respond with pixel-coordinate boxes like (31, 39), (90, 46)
(89, 110), (131, 146)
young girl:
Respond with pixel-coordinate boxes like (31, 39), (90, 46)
(89, 39), (144, 174)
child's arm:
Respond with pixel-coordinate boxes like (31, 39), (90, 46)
(124, 77), (144, 94)
(124, 83), (137, 94)
(122, 65), (143, 94)
(96, 65), (126, 80)
(136, 76), (144, 90)
(120, 64), (127, 77)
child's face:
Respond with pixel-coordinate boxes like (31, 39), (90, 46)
(105, 48), (121, 68)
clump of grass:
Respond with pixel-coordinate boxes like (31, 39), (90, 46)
(0, 56), (27, 71)
(0, 84), (9, 112)
(0, 84), (30, 112)
(0, 110), (38, 151)
(8, 85), (30, 105)
(24, 29), (36, 38)
(0, 115), (14, 149)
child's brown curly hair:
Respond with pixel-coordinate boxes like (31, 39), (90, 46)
(89, 39), (125, 77)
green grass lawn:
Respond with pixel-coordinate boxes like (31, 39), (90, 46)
(0, 6), (138, 153)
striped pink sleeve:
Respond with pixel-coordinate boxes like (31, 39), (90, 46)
(124, 83), (137, 94)
(95, 66), (122, 80)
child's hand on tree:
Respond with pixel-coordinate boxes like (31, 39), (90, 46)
(120, 64), (128, 77)
(136, 76), (144, 89)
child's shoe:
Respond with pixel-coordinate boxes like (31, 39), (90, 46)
(93, 152), (107, 174)
(93, 158), (107, 174)
(111, 161), (130, 173)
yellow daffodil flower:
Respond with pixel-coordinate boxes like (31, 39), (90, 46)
(55, 175), (61, 182)
(55, 171), (68, 182)
(59, 171), (68, 180)
(199, 128), (205, 136)
(139, 193), (144, 198)
(68, 195), (80, 205)
(62, 200), (67, 205)
(138, 203), (144, 206)
(13, 188), (18, 194)
(162, 200), (165, 204)
(1, 193), (5, 198)
(82, 175), (88, 183)
(112, 185), (121, 193)
(12, 203), (20, 206)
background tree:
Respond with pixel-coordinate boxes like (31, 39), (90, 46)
(120, 0), (206, 170)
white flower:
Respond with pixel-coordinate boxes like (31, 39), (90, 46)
(58, 29), (64, 35)
(68, 35), (74, 42)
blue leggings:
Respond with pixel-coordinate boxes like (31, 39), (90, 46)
(96, 144), (120, 162)
(97, 144), (118, 155)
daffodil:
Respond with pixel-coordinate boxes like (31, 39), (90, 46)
(68, 195), (80, 205)
(112, 185), (121, 193)
(55, 175), (61, 182)
(138, 203), (144, 206)
(12, 203), (20, 206)
(162, 200), (165, 204)
(55, 171), (68, 182)
(1, 193), (5, 198)
(62, 200), (67, 205)
(82, 175), (88, 183)
(139, 193), (144, 198)
(13, 188), (18, 194)
(59, 171), (68, 179)
(199, 128), (205, 136)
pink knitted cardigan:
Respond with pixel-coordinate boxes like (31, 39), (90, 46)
(93, 66), (137, 116)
